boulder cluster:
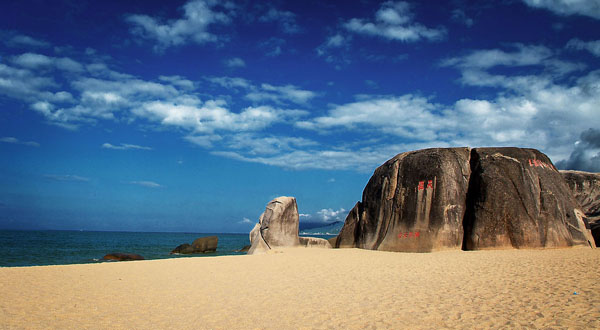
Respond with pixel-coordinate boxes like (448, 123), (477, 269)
(170, 236), (218, 254)
(247, 196), (331, 255)
(330, 147), (595, 252)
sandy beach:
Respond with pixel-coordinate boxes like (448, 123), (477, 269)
(1, 247), (599, 329)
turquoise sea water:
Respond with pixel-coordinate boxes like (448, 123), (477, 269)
(0, 230), (335, 267)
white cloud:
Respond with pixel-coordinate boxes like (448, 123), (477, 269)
(344, 1), (446, 42)
(159, 75), (195, 89)
(207, 76), (317, 105)
(224, 133), (318, 155)
(125, 0), (234, 52)
(44, 174), (90, 182)
(5, 34), (50, 48)
(246, 83), (316, 105)
(567, 38), (600, 56)
(451, 9), (474, 27)
(129, 181), (162, 188)
(522, 0), (600, 20)
(296, 95), (441, 140)
(440, 44), (553, 69)
(0, 137), (40, 147)
(238, 217), (253, 224)
(224, 57), (246, 68)
(316, 208), (347, 222)
(12, 53), (84, 72)
(258, 7), (300, 34)
(101, 143), (152, 150)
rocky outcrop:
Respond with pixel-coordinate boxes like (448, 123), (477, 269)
(336, 147), (595, 252)
(561, 170), (600, 246)
(336, 148), (471, 252)
(299, 237), (332, 248)
(463, 148), (593, 249)
(248, 197), (333, 254)
(248, 197), (300, 255)
(102, 253), (144, 261)
(170, 236), (218, 254)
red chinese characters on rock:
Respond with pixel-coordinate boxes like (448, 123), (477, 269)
(528, 159), (553, 170)
(398, 232), (420, 238)
(417, 180), (433, 190)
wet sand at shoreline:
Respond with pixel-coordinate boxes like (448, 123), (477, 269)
(1, 247), (599, 329)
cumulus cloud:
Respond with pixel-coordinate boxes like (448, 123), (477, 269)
(129, 181), (162, 188)
(567, 38), (600, 57)
(224, 57), (246, 68)
(522, 0), (600, 20)
(101, 143), (152, 150)
(4, 34), (49, 48)
(556, 128), (600, 172)
(0, 137), (40, 147)
(245, 84), (317, 105)
(258, 7), (300, 33)
(12, 53), (84, 72)
(344, 1), (446, 42)
(125, 0), (234, 52)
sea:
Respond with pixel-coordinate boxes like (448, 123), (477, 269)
(0, 230), (335, 267)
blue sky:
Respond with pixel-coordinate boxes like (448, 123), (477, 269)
(1, 0), (599, 232)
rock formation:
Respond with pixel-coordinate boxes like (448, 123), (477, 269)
(248, 196), (332, 254)
(463, 148), (593, 249)
(170, 236), (218, 254)
(248, 196), (301, 254)
(336, 148), (472, 252)
(335, 147), (595, 252)
(299, 237), (332, 248)
(102, 253), (145, 261)
(561, 170), (600, 246)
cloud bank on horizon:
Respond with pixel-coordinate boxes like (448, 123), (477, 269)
(0, 0), (599, 231)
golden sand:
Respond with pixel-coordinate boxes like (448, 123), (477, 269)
(1, 247), (599, 329)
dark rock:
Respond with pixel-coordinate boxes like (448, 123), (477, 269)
(238, 245), (251, 252)
(560, 170), (600, 223)
(102, 253), (144, 261)
(191, 236), (218, 253)
(170, 236), (218, 254)
(170, 243), (194, 254)
(336, 148), (471, 252)
(337, 147), (595, 252)
(560, 170), (600, 247)
(248, 196), (300, 254)
(463, 148), (594, 249)
(327, 236), (338, 248)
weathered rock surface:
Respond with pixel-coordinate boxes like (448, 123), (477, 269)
(170, 236), (218, 254)
(561, 170), (600, 246)
(560, 170), (600, 223)
(463, 148), (593, 249)
(248, 197), (300, 255)
(170, 243), (194, 254)
(337, 147), (595, 252)
(102, 253), (144, 261)
(299, 236), (332, 248)
(192, 236), (218, 253)
(336, 148), (471, 252)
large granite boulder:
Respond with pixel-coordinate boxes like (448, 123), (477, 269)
(336, 148), (472, 252)
(560, 170), (600, 246)
(102, 253), (145, 261)
(248, 197), (300, 255)
(337, 147), (595, 252)
(170, 236), (218, 254)
(463, 148), (594, 249)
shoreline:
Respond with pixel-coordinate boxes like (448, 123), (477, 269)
(1, 247), (598, 329)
